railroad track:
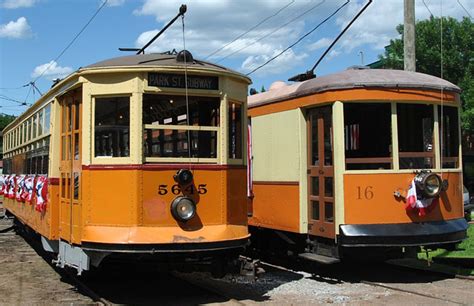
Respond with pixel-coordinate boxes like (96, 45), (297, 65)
(2, 217), (473, 305)
(257, 258), (474, 305)
(1, 219), (237, 305)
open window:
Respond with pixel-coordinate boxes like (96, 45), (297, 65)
(397, 104), (434, 169)
(143, 94), (219, 160)
(94, 96), (130, 157)
(344, 103), (392, 170)
(439, 105), (460, 168)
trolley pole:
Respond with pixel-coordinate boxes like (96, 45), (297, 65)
(404, 0), (416, 71)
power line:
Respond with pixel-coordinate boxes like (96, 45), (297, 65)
(246, 0), (349, 76)
(215, 0), (326, 64)
(0, 94), (30, 106)
(457, 0), (472, 19)
(31, 0), (108, 84)
(422, 0), (434, 17)
(203, 0), (295, 60)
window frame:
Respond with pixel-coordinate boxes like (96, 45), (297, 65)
(91, 94), (133, 164)
(342, 101), (462, 173)
(142, 93), (221, 164)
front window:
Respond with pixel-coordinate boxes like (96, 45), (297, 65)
(143, 94), (219, 159)
(229, 102), (242, 159)
(344, 103), (392, 170)
(94, 96), (130, 157)
(439, 106), (459, 168)
(397, 104), (434, 169)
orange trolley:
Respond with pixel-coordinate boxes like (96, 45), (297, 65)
(247, 68), (468, 262)
(2, 50), (251, 274)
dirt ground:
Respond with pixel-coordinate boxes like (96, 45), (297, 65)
(0, 218), (94, 305)
(1, 214), (474, 305)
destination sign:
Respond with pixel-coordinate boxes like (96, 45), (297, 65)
(148, 73), (218, 90)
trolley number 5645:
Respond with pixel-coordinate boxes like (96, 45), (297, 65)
(158, 184), (208, 195)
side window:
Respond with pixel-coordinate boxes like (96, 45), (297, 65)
(344, 103), (392, 170)
(439, 106), (460, 168)
(397, 104), (434, 169)
(32, 113), (38, 139)
(228, 102), (242, 159)
(44, 104), (51, 134)
(94, 97), (130, 157)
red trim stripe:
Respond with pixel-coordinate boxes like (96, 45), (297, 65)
(48, 178), (60, 185)
(82, 164), (246, 171)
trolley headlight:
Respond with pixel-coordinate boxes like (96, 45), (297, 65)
(415, 172), (442, 198)
(171, 196), (196, 222)
(174, 169), (193, 186)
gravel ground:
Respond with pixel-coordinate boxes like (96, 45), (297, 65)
(180, 260), (474, 305)
(0, 218), (95, 305)
(2, 213), (474, 305)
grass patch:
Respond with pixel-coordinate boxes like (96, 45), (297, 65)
(419, 224), (474, 259)
(413, 224), (474, 276)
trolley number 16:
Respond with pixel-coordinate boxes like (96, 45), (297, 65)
(158, 184), (208, 195)
(356, 186), (374, 200)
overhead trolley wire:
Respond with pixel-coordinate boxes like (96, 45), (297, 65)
(422, 0), (434, 17)
(31, 0), (108, 84)
(215, 0), (326, 64)
(457, 0), (472, 19)
(203, 0), (295, 60)
(246, 0), (349, 76)
(0, 94), (29, 105)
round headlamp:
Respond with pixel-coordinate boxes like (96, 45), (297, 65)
(416, 172), (442, 198)
(171, 196), (196, 222)
(174, 169), (193, 186)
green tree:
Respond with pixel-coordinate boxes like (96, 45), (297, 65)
(0, 113), (16, 131)
(380, 16), (474, 131)
(0, 113), (16, 158)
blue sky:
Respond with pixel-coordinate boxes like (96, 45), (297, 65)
(0, 0), (472, 116)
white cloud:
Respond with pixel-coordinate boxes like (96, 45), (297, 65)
(31, 61), (74, 80)
(1, 0), (36, 9)
(308, 37), (332, 51)
(102, 0), (125, 7)
(331, 0), (474, 54)
(241, 49), (307, 76)
(132, 0), (338, 62)
(0, 17), (32, 39)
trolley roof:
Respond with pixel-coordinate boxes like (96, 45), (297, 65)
(248, 68), (460, 108)
(83, 53), (246, 77)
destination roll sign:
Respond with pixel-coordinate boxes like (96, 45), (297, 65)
(148, 73), (218, 90)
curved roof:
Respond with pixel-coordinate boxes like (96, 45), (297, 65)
(83, 53), (248, 78)
(248, 68), (460, 108)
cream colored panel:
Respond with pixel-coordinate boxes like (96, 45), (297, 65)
(49, 98), (62, 178)
(298, 108), (308, 233)
(85, 73), (139, 95)
(224, 79), (249, 102)
(82, 83), (92, 165)
(333, 101), (345, 235)
(252, 109), (300, 182)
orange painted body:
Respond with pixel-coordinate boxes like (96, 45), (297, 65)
(248, 182), (300, 232)
(6, 167), (249, 245)
(344, 172), (463, 225)
(77, 167), (249, 245)
(3, 184), (60, 240)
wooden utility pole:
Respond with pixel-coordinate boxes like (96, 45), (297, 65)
(404, 0), (416, 71)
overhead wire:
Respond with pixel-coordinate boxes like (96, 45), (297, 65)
(422, 0), (434, 18)
(31, 0), (108, 84)
(246, 0), (349, 76)
(0, 94), (29, 105)
(457, 0), (472, 19)
(203, 0), (296, 60)
(215, 0), (326, 64)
